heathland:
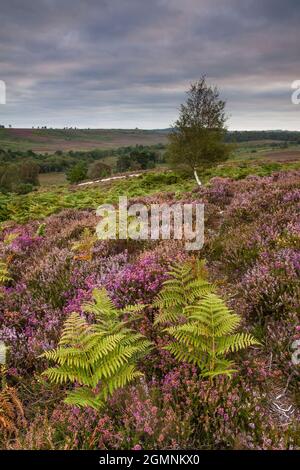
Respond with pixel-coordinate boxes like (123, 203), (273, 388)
(0, 126), (299, 450)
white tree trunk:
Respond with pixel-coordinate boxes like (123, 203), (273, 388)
(193, 169), (202, 186)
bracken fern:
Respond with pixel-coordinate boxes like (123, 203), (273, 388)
(0, 344), (25, 435)
(154, 259), (214, 325)
(165, 293), (260, 378)
(41, 288), (152, 409)
(0, 260), (11, 286)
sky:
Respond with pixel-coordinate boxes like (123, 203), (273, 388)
(0, 0), (300, 130)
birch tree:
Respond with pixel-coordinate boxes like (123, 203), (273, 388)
(167, 77), (230, 186)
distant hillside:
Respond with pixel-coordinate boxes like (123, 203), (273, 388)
(1, 127), (300, 153)
(0, 128), (169, 152)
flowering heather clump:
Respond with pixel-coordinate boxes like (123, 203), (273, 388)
(239, 248), (300, 322)
(105, 251), (172, 307)
(0, 170), (299, 450)
(64, 250), (129, 314)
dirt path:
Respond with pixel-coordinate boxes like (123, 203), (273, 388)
(77, 173), (142, 186)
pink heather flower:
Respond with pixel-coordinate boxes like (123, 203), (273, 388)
(132, 444), (142, 450)
(144, 425), (154, 435)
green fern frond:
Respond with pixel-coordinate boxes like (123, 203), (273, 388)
(83, 288), (118, 322)
(41, 289), (152, 409)
(154, 259), (214, 325)
(64, 387), (104, 410)
(164, 342), (205, 367)
(0, 260), (11, 286)
(162, 276), (259, 379)
(201, 360), (237, 378)
(102, 365), (143, 400)
(216, 333), (260, 355)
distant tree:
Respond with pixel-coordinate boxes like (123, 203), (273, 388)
(130, 148), (157, 169)
(0, 160), (39, 193)
(116, 148), (158, 172)
(87, 161), (111, 180)
(116, 154), (131, 172)
(66, 161), (88, 184)
(167, 77), (230, 186)
(0, 164), (21, 192)
(18, 160), (39, 186)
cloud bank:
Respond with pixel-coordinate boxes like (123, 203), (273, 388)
(0, 0), (299, 129)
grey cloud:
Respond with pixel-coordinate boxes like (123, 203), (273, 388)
(0, 0), (299, 129)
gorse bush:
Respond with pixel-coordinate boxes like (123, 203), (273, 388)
(41, 288), (152, 409)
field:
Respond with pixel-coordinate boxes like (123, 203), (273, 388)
(0, 128), (169, 152)
(264, 150), (300, 162)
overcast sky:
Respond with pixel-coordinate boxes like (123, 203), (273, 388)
(0, 0), (300, 130)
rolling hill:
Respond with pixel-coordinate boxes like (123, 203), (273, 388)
(0, 128), (169, 152)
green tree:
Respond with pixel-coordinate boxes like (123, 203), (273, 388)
(66, 161), (87, 184)
(0, 164), (21, 192)
(167, 77), (230, 186)
(18, 160), (39, 186)
(87, 161), (111, 180)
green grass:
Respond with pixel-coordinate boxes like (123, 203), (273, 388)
(231, 141), (300, 161)
(1, 158), (300, 225)
(39, 172), (67, 186)
(0, 172), (195, 224)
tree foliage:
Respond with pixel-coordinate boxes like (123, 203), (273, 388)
(87, 161), (111, 179)
(66, 161), (88, 184)
(167, 77), (231, 184)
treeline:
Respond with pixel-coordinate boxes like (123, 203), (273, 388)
(0, 144), (165, 172)
(225, 130), (300, 143)
(67, 146), (164, 183)
(0, 144), (166, 190)
(116, 147), (161, 172)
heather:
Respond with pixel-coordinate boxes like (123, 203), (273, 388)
(0, 170), (299, 449)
